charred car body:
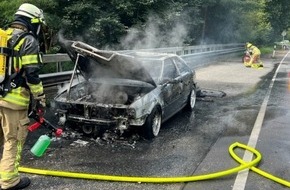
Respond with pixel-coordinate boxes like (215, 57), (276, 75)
(54, 41), (197, 139)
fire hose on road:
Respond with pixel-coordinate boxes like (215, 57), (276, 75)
(18, 142), (290, 187)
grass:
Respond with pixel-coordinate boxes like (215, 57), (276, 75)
(260, 46), (275, 54)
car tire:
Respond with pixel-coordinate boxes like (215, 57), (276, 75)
(186, 87), (197, 111)
(142, 106), (162, 140)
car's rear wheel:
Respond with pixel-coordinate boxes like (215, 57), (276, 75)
(142, 106), (162, 140)
(186, 87), (197, 111)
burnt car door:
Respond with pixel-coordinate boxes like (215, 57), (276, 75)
(161, 58), (183, 120)
(173, 57), (193, 105)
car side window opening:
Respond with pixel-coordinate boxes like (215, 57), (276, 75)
(162, 59), (178, 81)
(173, 57), (189, 74)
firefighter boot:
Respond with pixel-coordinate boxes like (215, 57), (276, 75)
(251, 62), (263, 69)
(2, 177), (31, 190)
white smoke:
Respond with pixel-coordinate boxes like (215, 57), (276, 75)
(120, 15), (188, 50)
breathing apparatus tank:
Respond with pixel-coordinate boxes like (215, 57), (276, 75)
(0, 28), (8, 83)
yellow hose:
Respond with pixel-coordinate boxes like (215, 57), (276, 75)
(229, 144), (290, 187)
(18, 142), (289, 187)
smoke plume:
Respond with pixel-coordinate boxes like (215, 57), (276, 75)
(120, 15), (188, 50)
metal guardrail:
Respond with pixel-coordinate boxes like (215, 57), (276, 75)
(40, 43), (244, 87)
(182, 47), (244, 68)
(40, 70), (73, 87)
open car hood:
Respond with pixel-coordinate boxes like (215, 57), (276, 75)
(60, 41), (156, 87)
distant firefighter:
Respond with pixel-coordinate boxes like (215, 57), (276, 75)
(245, 42), (263, 68)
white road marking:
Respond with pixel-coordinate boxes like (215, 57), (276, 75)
(232, 51), (290, 190)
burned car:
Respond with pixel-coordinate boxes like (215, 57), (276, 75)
(54, 41), (197, 139)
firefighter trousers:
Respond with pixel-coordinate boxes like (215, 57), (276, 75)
(250, 53), (261, 65)
(0, 106), (30, 189)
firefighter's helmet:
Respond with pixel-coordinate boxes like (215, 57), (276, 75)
(246, 42), (252, 48)
(14, 3), (50, 53)
(15, 3), (45, 25)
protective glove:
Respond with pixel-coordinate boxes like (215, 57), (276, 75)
(34, 93), (46, 109)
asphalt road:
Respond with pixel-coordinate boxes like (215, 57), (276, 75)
(18, 50), (290, 190)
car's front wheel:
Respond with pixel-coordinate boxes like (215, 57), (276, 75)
(142, 106), (162, 140)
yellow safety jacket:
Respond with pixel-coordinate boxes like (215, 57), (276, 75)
(249, 45), (261, 56)
(0, 28), (44, 108)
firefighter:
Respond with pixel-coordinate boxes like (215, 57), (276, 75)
(246, 42), (263, 68)
(0, 3), (47, 190)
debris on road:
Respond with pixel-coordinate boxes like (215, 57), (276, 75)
(197, 88), (226, 102)
(70, 139), (89, 147)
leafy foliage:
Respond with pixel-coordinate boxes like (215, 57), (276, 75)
(201, 0), (273, 45)
(265, 0), (290, 42)
(0, 0), (289, 50)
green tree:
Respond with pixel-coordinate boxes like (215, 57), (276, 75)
(0, 0), (23, 27)
(119, 0), (203, 49)
(240, 0), (272, 44)
(202, 0), (272, 45)
(1, 0), (287, 49)
(265, 0), (290, 42)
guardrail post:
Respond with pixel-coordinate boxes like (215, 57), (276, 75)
(56, 62), (62, 72)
